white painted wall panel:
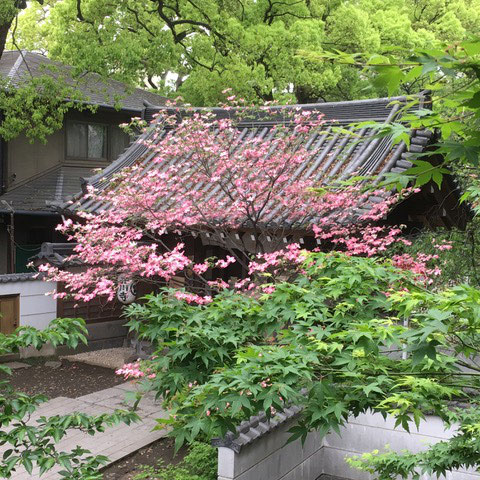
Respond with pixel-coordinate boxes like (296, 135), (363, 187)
(217, 411), (480, 480)
(217, 421), (324, 480)
(20, 312), (58, 330)
(324, 411), (480, 480)
(0, 280), (55, 297)
(0, 280), (57, 330)
(19, 296), (57, 317)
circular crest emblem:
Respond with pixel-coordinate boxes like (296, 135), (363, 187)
(117, 279), (137, 304)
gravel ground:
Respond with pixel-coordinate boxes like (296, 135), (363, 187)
(0, 359), (125, 398)
(61, 347), (136, 370)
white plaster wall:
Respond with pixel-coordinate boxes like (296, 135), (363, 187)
(218, 412), (480, 480)
(323, 411), (480, 480)
(217, 420), (324, 480)
(0, 279), (57, 330)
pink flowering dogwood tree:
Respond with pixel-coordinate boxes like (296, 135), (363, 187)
(35, 98), (473, 478)
(40, 99), (433, 302)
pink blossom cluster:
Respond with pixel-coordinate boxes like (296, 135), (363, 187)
(391, 253), (442, 283)
(207, 279), (230, 290)
(249, 243), (305, 275)
(432, 239), (453, 251)
(216, 256), (236, 268)
(115, 361), (156, 380)
(260, 378), (272, 388)
(309, 188), (422, 258)
(191, 255), (236, 276)
(314, 224), (411, 257)
(261, 285), (276, 294)
(192, 261), (209, 275)
(174, 291), (212, 304)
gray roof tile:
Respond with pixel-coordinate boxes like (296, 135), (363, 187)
(0, 272), (43, 283)
(212, 405), (303, 453)
(0, 166), (96, 213)
(66, 94), (433, 226)
(30, 243), (79, 267)
(0, 51), (18, 77)
(0, 50), (167, 112)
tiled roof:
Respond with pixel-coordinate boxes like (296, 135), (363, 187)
(212, 405), (303, 453)
(0, 166), (97, 213)
(65, 94), (433, 223)
(0, 50), (168, 112)
(0, 272), (43, 283)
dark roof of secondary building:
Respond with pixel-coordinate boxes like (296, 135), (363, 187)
(0, 165), (98, 213)
(212, 405), (303, 453)
(0, 272), (43, 283)
(65, 94), (434, 222)
(0, 50), (168, 112)
(30, 243), (80, 267)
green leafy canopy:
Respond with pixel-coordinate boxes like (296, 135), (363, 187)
(12, 0), (480, 106)
(126, 251), (480, 477)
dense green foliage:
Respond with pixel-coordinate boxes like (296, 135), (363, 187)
(126, 251), (480, 478)
(0, 1), (98, 142)
(12, 0), (480, 105)
(0, 74), (95, 142)
(304, 38), (480, 207)
(133, 442), (217, 480)
(4, 2), (480, 143)
(0, 1), (24, 56)
(0, 318), (139, 478)
(3, 4), (480, 479)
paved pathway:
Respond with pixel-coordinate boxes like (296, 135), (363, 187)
(5, 382), (168, 479)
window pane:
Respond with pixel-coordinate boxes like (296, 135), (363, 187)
(67, 123), (87, 158)
(88, 124), (107, 159)
(110, 126), (132, 160)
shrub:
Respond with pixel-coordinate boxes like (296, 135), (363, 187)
(133, 442), (217, 480)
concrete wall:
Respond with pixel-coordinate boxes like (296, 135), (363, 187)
(56, 319), (129, 355)
(0, 278), (129, 357)
(218, 411), (480, 480)
(323, 411), (480, 480)
(0, 278), (58, 357)
(218, 420), (324, 480)
(0, 278), (57, 330)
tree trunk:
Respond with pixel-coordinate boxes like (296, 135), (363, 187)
(294, 85), (320, 104)
(0, 0), (31, 60)
(0, 20), (13, 60)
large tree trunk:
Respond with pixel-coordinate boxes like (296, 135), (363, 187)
(0, 0), (31, 60)
(0, 20), (13, 60)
